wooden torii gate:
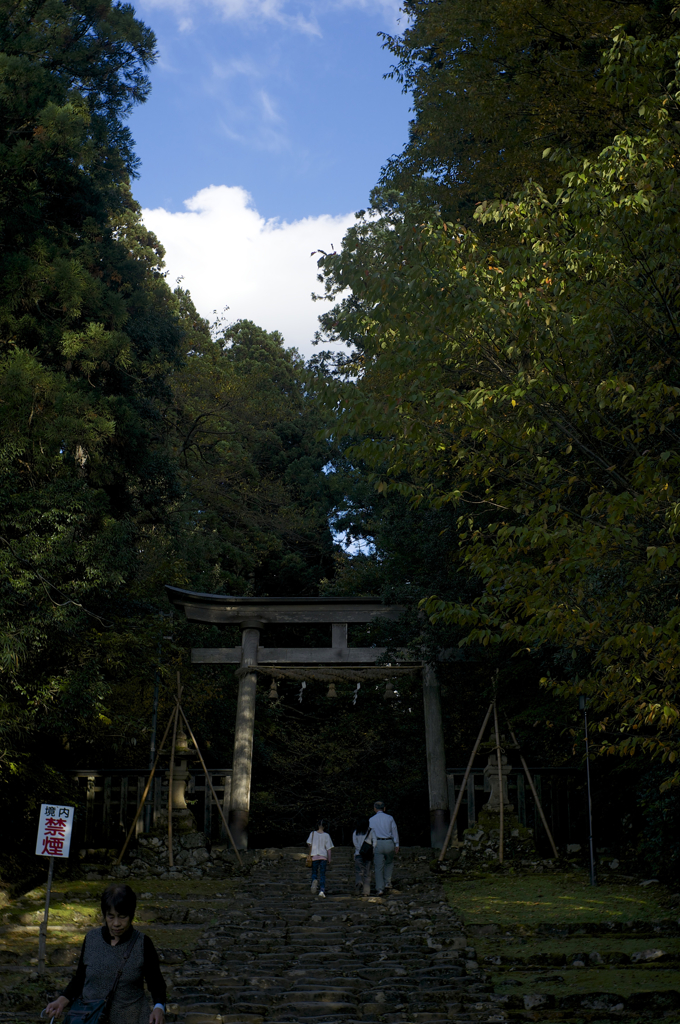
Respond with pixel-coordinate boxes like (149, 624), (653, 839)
(165, 586), (450, 850)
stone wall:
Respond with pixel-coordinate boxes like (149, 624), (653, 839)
(458, 808), (539, 867)
(81, 833), (243, 882)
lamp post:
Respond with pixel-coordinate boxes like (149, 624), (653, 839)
(579, 694), (597, 886)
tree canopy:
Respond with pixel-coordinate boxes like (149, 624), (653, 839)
(377, 0), (675, 216)
(0, 1), (339, 876)
(317, 21), (680, 783)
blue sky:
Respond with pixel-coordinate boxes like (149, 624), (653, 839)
(130, 0), (412, 351)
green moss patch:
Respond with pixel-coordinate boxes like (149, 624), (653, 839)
(0, 877), (238, 969)
(492, 966), (680, 998)
(445, 873), (674, 926)
(21, 878), (237, 901)
(476, 934), (680, 962)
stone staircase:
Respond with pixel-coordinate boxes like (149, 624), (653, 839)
(6, 848), (675, 1022)
(163, 847), (504, 1024)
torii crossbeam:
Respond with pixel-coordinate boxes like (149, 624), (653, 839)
(165, 586), (450, 849)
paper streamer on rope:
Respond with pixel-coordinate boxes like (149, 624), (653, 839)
(353, 681), (361, 706)
(298, 681), (307, 703)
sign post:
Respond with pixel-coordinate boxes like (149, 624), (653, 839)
(35, 805), (74, 975)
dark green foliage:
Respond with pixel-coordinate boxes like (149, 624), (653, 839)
(633, 765), (680, 879)
(169, 316), (337, 598)
(376, 0), (675, 218)
(310, 2), (680, 870)
(0, 0), (184, 865)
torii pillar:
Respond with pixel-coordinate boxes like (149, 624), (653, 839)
(230, 623), (260, 848)
(423, 663), (450, 848)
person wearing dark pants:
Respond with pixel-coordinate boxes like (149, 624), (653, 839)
(352, 817), (376, 896)
(307, 818), (334, 897)
(369, 801), (400, 895)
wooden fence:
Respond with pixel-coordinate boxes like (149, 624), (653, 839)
(447, 767), (584, 855)
(69, 769), (232, 848)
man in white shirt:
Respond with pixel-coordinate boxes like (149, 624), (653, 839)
(368, 801), (399, 895)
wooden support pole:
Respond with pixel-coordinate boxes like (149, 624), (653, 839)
(37, 856), (54, 976)
(115, 709), (176, 866)
(422, 663), (450, 848)
(438, 702), (494, 862)
(167, 677), (181, 867)
(493, 700), (504, 863)
(229, 626), (260, 850)
(179, 707), (243, 867)
(506, 722), (559, 859)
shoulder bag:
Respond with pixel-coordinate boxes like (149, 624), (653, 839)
(359, 829), (375, 862)
(63, 930), (140, 1024)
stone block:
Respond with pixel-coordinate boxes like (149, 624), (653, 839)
(628, 990), (680, 1011)
(631, 948), (667, 962)
(523, 993), (553, 1010)
(182, 832), (209, 850)
(157, 948), (186, 964)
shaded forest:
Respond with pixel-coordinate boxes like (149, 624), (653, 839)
(1, 0), (678, 887)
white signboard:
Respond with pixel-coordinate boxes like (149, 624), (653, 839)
(35, 804), (74, 858)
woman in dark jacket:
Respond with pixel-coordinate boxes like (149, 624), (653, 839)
(44, 884), (166, 1024)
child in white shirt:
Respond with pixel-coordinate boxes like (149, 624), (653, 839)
(306, 819), (334, 897)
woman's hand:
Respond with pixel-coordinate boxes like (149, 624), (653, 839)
(44, 995), (69, 1019)
(149, 1007), (165, 1024)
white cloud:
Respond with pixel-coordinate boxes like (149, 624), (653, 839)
(140, 0), (322, 34)
(143, 185), (354, 355)
(138, 0), (400, 33)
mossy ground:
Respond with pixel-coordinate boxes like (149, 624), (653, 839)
(491, 966), (680, 995)
(445, 871), (680, 1020)
(0, 877), (238, 965)
(445, 872), (675, 927)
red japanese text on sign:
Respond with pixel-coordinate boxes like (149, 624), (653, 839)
(35, 805), (74, 858)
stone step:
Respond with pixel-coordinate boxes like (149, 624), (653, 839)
(282, 991), (359, 1001)
(136, 848), (477, 1024)
(274, 1001), (358, 1015)
(183, 1015), (264, 1024)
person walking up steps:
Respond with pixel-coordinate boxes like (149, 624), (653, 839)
(369, 800), (399, 896)
(306, 819), (334, 897)
(352, 817), (376, 896)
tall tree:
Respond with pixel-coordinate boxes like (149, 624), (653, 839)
(169, 316), (337, 598)
(377, 0), (674, 217)
(0, 0), (186, 844)
(316, 24), (680, 782)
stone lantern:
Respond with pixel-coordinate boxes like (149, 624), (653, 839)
(483, 748), (513, 812)
(166, 723), (197, 833)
